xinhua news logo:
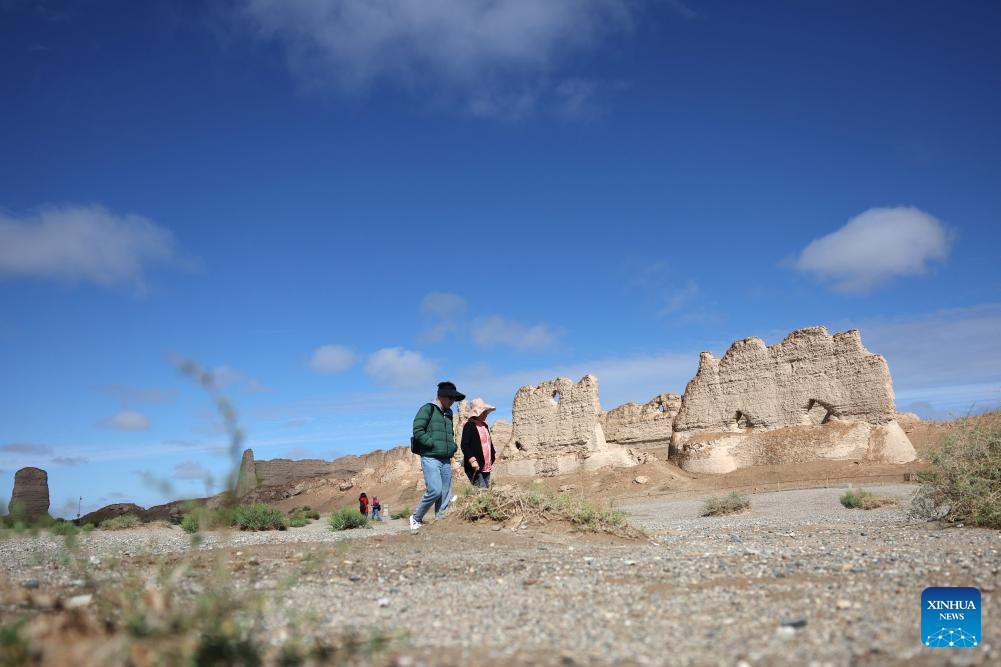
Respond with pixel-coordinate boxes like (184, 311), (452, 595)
(922, 587), (981, 648)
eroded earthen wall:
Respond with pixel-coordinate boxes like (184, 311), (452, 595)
(671, 327), (916, 473)
(8, 467), (50, 522)
(501, 375), (636, 476)
(602, 393), (681, 449)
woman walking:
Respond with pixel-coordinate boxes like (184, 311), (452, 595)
(461, 398), (497, 489)
(358, 492), (369, 517)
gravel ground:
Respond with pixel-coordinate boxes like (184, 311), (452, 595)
(3, 484), (999, 666)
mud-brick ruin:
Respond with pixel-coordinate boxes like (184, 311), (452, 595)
(499, 375), (636, 477)
(670, 327), (916, 473)
(8, 467), (50, 522)
(494, 326), (916, 476)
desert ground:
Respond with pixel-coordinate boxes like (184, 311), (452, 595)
(2, 482), (998, 666)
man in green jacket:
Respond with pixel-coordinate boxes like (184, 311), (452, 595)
(410, 381), (465, 530)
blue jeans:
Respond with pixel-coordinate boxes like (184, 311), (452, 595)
(371, 508), (380, 521)
(414, 456), (453, 522)
(471, 471), (491, 488)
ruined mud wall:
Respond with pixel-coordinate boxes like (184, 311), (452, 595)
(602, 393), (681, 450)
(8, 467), (49, 522)
(671, 327), (916, 473)
(501, 375), (636, 477)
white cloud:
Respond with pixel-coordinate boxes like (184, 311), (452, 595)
(0, 443), (54, 456)
(794, 206), (952, 291)
(100, 384), (175, 405)
(173, 461), (210, 481)
(211, 366), (270, 393)
(98, 410), (151, 431)
(51, 456), (89, 466)
(309, 344), (356, 374)
(419, 292), (467, 342)
(662, 279), (701, 315)
(365, 347), (437, 388)
(0, 204), (179, 290)
(236, 0), (636, 119)
(859, 303), (1001, 391)
(420, 292), (467, 319)
(472, 315), (559, 351)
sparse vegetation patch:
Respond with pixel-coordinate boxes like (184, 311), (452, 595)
(328, 508), (370, 531)
(911, 411), (1001, 527)
(231, 503), (288, 531)
(701, 492), (751, 516)
(454, 485), (639, 536)
(101, 514), (141, 530)
(840, 489), (897, 510)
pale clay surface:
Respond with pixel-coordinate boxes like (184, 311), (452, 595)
(671, 327), (916, 473)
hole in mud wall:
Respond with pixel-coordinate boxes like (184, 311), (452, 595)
(805, 399), (834, 425)
(735, 411), (750, 430)
(552, 390), (562, 404)
(515, 441), (525, 451)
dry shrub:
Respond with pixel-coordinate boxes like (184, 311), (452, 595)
(100, 514), (141, 530)
(328, 508), (369, 531)
(454, 485), (640, 537)
(912, 410), (1001, 528)
(231, 504), (287, 531)
(701, 492), (750, 516)
(840, 489), (897, 510)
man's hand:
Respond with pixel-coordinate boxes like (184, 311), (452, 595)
(469, 458), (480, 471)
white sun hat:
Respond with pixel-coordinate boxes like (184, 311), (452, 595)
(468, 397), (496, 419)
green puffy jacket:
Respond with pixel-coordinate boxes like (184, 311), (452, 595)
(412, 403), (457, 460)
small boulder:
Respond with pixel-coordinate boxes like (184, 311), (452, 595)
(633, 476), (650, 485)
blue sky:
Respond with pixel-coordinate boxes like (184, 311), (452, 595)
(2, 0), (999, 517)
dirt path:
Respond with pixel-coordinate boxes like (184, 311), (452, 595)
(2, 485), (999, 666)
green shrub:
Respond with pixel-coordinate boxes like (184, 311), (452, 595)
(231, 504), (288, 531)
(50, 521), (79, 537)
(82, 523), (95, 532)
(101, 514), (141, 530)
(912, 412), (1001, 527)
(455, 485), (632, 535)
(840, 488), (897, 510)
(328, 507), (369, 531)
(289, 516), (308, 528)
(701, 492), (751, 517)
(288, 506), (320, 522)
(389, 507), (411, 520)
(181, 514), (199, 534)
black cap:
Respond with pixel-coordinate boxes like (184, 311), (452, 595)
(437, 381), (465, 401)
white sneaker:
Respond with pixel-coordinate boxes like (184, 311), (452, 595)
(409, 515), (421, 531)
(451, 495), (457, 503)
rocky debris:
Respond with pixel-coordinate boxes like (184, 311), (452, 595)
(78, 503), (145, 526)
(3, 484), (998, 667)
(501, 375), (636, 477)
(253, 457), (343, 487)
(602, 393), (681, 450)
(8, 467), (50, 522)
(78, 498), (201, 526)
(672, 327), (917, 473)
